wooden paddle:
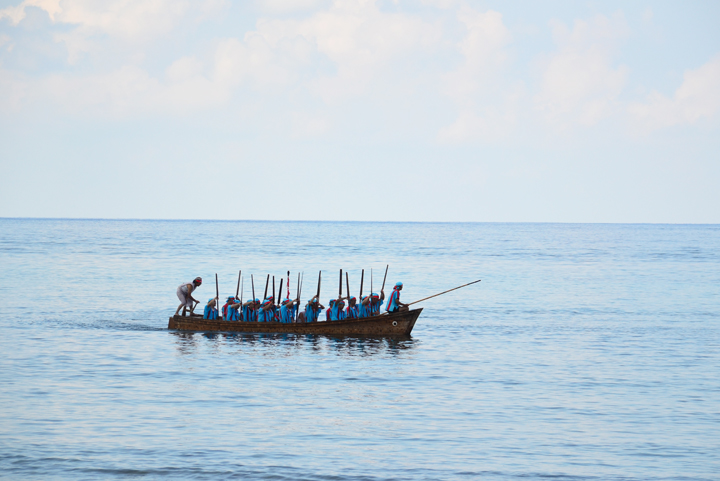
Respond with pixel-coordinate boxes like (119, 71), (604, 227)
(215, 273), (220, 319)
(235, 270), (241, 298)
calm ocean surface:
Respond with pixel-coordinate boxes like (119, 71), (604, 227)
(1, 219), (718, 480)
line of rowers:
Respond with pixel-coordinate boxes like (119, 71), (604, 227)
(175, 276), (408, 323)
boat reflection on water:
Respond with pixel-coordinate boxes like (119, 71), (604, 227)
(170, 330), (417, 357)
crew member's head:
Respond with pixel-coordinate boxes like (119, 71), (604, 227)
(193, 277), (202, 286)
(394, 282), (403, 291)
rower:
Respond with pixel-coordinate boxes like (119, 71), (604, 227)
(258, 297), (275, 322)
(242, 298), (259, 322)
(326, 299), (335, 321)
(386, 282), (408, 313)
(346, 297), (359, 319)
(223, 296), (242, 321)
(358, 295), (370, 318)
(280, 298), (299, 324)
(304, 295), (324, 323)
(333, 298), (347, 320)
(365, 291), (385, 316)
(204, 298), (218, 319)
(175, 277), (202, 316)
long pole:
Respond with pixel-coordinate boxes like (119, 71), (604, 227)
(381, 265), (389, 293)
(287, 271), (290, 300)
(296, 272), (301, 321)
(263, 274), (269, 301)
(278, 278), (283, 304)
(359, 269), (364, 299)
(316, 271), (322, 300)
(407, 280), (482, 306)
(338, 269), (342, 299)
(215, 273), (220, 319)
(251, 274), (256, 301)
(272, 276), (276, 304)
(346, 272), (350, 300)
(371, 268), (373, 294)
(236, 270), (241, 298)
(240, 275), (244, 304)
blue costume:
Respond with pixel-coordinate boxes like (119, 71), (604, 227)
(346, 297), (359, 319)
(242, 299), (259, 322)
(386, 283), (402, 313)
(259, 299), (274, 322)
(203, 299), (218, 319)
(358, 296), (370, 318)
(369, 293), (383, 315)
(305, 301), (321, 323)
(331, 302), (346, 321)
(280, 301), (296, 323)
(223, 297), (241, 321)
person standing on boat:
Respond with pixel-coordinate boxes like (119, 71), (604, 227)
(386, 282), (408, 313)
(346, 297), (359, 319)
(304, 296), (324, 323)
(242, 298), (259, 322)
(175, 277), (202, 316)
(204, 298), (218, 319)
(280, 298), (299, 324)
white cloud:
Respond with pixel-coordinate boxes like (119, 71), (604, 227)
(0, 0), (61, 24)
(535, 13), (629, 127)
(628, 55), (720, 131)
(438, 7), (515, 142)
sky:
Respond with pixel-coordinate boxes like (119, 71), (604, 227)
(1, 0), (719, 223)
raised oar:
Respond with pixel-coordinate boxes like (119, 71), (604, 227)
(316, 270), (322, 301)
(236, 270), (241, 298)
(407, 280), (482, 307)
(287, 271), (290, 300)
(263, 274), (269, 301)
(272, 276), (276, 304)
(240, 275), (244, 305)
(251, 274), (256, 301)
(338, 269), (343, 300)
(296, 272), (301, 321)
(346, 272), (350, 300)
(359, 269), (364, 299)
(215, 273), (220, 319)
(381, 264), (389, 293)
(371, 268), (373, 294)
(278, 278), (283, 305)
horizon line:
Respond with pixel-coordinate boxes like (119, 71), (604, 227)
(0, 216), (717, 226)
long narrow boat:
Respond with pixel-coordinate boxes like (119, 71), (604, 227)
(168, 308), (422, 336)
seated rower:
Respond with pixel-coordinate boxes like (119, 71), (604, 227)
(258, 297), (275, 322)
(386, 282), (408, 313)
(345, 297), (359, 319)
(326, 299), (335, 321)
(332, 298), (347, 321)
(358, 295), (370, 318)
(368, 291), (385, 316)
(175, 277), (202, 316)
(203, 298), (219, 319)
(304, 295), (325, 323)
(280, 298), (299, 324)
(242, 298), (259, 322)
(223, 296), (242, 321)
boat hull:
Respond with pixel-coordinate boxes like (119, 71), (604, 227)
(168, 308), (422, 336)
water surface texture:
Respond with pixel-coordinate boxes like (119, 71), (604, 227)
(1, 219), (719, 480)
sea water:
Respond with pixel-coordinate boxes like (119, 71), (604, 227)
(0, 219), (718, 480)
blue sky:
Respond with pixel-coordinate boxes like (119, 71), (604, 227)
(1, 0), (719, 222)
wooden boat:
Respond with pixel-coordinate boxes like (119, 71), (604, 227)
(168, 308), (422, 336)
